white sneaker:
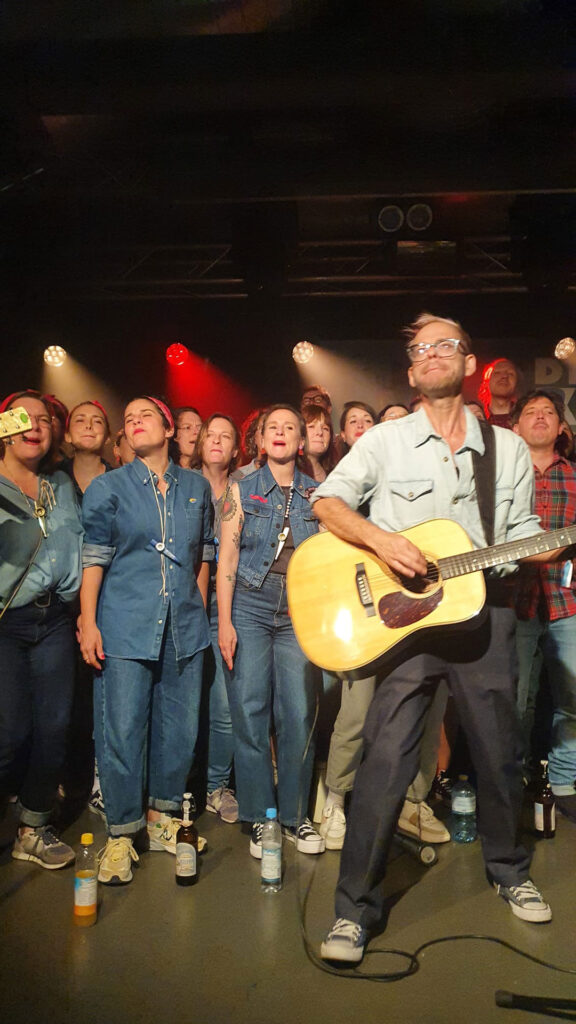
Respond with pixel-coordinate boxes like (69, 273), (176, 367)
(97, 836), (139, 885)
(148, 816), (208, 855)
(495, 879), (552, 923)
(319, 804), (347, 850)
(398, 799), (451, 843)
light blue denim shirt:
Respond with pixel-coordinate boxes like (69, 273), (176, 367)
(82, 458), (214, 661)
(311, 408), (541, 555)
(0, 470), (83, 610)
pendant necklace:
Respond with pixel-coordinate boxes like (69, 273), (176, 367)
(3, 471), (54, 537)
(274, 481), (294, 562)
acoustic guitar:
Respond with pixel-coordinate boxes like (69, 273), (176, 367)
(286, 519), (574, 676)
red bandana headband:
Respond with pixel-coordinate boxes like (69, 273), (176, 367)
(145, 396), (174, 431)
(65, 400), (110, 431)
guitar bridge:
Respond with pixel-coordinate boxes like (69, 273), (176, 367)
(355, 563), (376, 617)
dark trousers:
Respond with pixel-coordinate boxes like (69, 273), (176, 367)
(0, 599), (76, 826)
(335, 607), (530, 932)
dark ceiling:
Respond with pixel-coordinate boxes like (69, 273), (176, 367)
(1, 0), (575, 398)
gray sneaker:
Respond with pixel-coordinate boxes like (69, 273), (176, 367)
(320, 918), (367, 963)
(206, 787), (239, 824)
(494, 879), (552, 922)
(12, 826), (75, 870)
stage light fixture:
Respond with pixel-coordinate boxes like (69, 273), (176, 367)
(292, 341), (314, 365)
(406, 203), (433, 232)
(43, 345), (67, 367)
(166, 343), (189, 366)
(555, 337), (576, 360)
(377, 205), (404, 234)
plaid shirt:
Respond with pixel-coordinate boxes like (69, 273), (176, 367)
(515, 454), (576, 621)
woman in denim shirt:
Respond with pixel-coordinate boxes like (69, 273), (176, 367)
(217, 405), (325, 858)
(0, 391), (83, 871)
(80, 396), (214, 886)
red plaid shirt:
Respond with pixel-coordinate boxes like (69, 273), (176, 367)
(515, 454), (576, 621)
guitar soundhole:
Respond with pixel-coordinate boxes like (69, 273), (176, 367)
(399, 561), (440, 594)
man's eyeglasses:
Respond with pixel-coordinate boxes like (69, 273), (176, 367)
(406, 338), (465, 363)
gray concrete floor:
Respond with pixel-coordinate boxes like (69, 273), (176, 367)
(0, 800), (575, 1024)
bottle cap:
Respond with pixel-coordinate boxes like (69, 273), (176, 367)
(458, 774), (468, 781)
(183, 792), (192, 799)
(265, 807), (277, 820)
(81, 832), (94, 845)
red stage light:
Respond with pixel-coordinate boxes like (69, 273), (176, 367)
(166, 343), (189, 366)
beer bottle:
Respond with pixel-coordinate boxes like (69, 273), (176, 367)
(175, 792), (199, 885)
(534, 760), (556, 839)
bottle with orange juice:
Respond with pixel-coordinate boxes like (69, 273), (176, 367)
(74, 833), (98, 927)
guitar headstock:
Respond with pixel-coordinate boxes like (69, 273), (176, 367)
(0, 406), (33, 439)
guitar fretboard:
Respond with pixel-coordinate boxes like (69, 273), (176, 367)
(438, 524), (576, 580)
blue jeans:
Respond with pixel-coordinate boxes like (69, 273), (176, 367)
(516, 615), (576, 795)
(206, 588), (234, 792)
(226, 574), (320, 826)
(0, 599), (76, 826)
(94, 611), (204, 836)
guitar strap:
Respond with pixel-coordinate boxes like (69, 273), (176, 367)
(471, 420), (496, 547)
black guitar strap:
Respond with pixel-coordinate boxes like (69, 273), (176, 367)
(471, 420), (496, 547)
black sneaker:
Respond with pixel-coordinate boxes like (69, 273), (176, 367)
(282, 818), (325, 854)
(430, 770), (453, 807)
(494, 879), (552, 922)
(320, 918), (367, 963)
(250, 822), (263, 860)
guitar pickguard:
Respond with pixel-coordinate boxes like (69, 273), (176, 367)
(378, 586), (443, 628)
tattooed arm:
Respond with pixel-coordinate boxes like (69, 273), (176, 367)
(217, 481), (243, 669)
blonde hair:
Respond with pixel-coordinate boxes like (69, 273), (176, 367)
(403, 312), (472, 354)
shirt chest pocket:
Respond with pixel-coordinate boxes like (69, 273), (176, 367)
(184, 502), (202, 544)
(388, 479), (435, 523)
(242, 504), (272, 539)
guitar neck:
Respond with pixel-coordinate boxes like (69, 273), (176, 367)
(438, 524), (576, 580)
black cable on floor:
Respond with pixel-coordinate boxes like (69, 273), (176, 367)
(297, 855), (576, 983)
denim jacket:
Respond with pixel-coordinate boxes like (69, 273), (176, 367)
(237, 462), (319, 587)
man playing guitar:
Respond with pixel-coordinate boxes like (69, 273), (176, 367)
(313, 313), (563, 963)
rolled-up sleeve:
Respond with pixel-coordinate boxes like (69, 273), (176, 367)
(82, 477), (118, 568)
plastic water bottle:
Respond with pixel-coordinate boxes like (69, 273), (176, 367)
(74, 832), (98, 927)
(261, 807), (282, 893)
(451, 775), (477, 843)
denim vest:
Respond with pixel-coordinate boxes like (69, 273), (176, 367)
(237, 463), (319, 587)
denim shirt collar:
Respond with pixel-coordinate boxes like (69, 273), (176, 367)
(259, 460), (309, 497)
(412, 405), (485, 456)
(130, 457), (179, 487)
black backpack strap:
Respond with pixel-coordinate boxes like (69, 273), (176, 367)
(471, 420), (496, 547)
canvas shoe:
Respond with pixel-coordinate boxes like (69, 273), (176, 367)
(206, 787), (239, 824)
(250, 821), (263, 860)
(318, 804), (347, 850)
(12, 826), (75, 870)
(88, 788), (106, 821)
(97, 836), (139, 885)
(282, 818), (325, 854)
(398, 799), (451, 843)
(494, 879), (552, 922)
(320, 918), (367, 963)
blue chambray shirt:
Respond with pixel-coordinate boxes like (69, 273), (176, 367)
(0, 470), (83, 609)
(312, 407), (542, 562)
(82, 458), (214, 660)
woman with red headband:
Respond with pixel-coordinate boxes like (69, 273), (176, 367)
(60, 401), (112, 502)
(79, 396), (214, 886)
(0, 390), (83, 870)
